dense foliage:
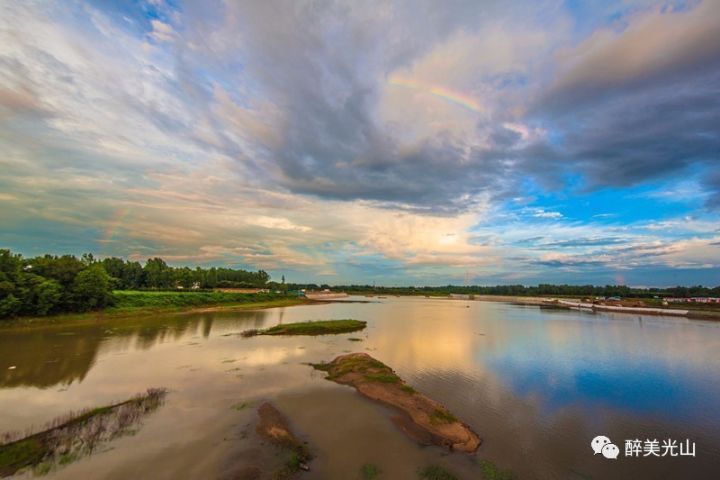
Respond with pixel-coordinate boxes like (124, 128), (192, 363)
(98, 256), (270, 289)
(0, 250), (113, 317)
(0, 249), (271, 318)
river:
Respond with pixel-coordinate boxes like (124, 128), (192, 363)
(1, 297), (719, 479)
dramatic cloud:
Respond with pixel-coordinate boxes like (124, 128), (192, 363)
(0, 0), (718, 286)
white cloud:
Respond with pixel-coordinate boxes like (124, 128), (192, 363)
(149, 20), (176, 43)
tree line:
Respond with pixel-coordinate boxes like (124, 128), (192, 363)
(3, 248), (719, 319)
(289, 283), (720, 298)
(99, 256), (270, 290)
(0, 249), (271, 318)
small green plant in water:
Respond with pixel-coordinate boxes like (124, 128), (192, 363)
(231, 401), (253, 411)
(0, 438), (45, 477)
(361, 463), (381, 479)
(477, 459), (516, 480)
(418, 465), (458, 480)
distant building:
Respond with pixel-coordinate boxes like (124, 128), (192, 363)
(449, 293), (472, 300)
(666, 297), (720, 303)
(216, 288), (269, 294)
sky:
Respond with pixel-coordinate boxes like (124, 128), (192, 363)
(1, 0), (719, 287)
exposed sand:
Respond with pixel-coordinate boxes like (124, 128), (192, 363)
(312, 353), (481, 453)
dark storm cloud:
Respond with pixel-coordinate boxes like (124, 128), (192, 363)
(181, 0), (719, 212)
(173, 0), (546, 211)
(528, 1), (720, 205)
(5, 0), (719, 215)
(528, 68), (720, 191)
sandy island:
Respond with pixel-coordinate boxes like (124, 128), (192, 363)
(312, 353), (481, 453)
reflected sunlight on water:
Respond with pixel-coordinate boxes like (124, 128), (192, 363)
(1, 297), (719, 479)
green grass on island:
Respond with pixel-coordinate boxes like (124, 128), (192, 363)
(312, 353), (399, 384)
(244, 319), (367, 336)
(429, 408), (458, 425)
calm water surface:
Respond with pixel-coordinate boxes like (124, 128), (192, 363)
(1, 297), (719, 479)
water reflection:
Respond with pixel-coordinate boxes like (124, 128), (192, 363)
(1, 298), (719, 479)
(0, 311), (281, 389)
(0, 331), (101, 389)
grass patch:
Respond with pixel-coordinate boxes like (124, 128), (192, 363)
(429, 409), (457, 425)
(418, 465), (458, 480)
(0, 438), (45, 477)
(348, 337), (364, 342)
(231, 401), (253, 411)
(361, 463), (381, 479)
(112, 290), (287, 310)
(477, 460), (516, 480)
(273, 450), (310, 479)
(312, 355), (389, 381)
(364, 373), (401, 383)
(247, 319), (367, 336)
(0, 388), (167, 477)
(400, 385), (417, 394)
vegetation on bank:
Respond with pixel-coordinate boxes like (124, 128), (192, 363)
(0, 250), (113, 318)
(112, 290), (287, 310)
(243, 319), (367, 337)
(0, 388), (167, 477)
(0, 249), (279, 319)
(6, 248), (718, 321)
(0, 249), (278, 318)
(99, 256), (270, 290)
(286, 282), (720, 299)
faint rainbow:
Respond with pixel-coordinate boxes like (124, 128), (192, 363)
(387, 76), (482, 113)
(101, 208), (130, 244)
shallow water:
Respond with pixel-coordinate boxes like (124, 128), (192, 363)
(1, 297), (719, 479)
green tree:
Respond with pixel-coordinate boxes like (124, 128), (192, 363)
(35, 279), (63, 315)
(72, 265), (113, 311)
(0, 294), (21, 317)
(144, 258), (171, 289)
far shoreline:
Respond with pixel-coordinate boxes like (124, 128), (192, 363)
(3, 291), (718, 330)
(357, 292), (720, 321)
